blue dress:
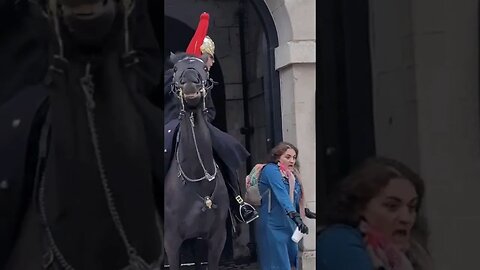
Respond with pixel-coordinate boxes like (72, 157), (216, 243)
(255, 163), (302, 270)
(317, 224), (374, 270)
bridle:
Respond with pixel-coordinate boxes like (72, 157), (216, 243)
(170, 56), (214, 120)
(171, 56), (218, 183)
(45, 0), (136, 65)
(171, 56), (220, 211)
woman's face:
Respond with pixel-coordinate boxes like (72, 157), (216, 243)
(278, 148), (297, 171)
(361, 177), (418, 251)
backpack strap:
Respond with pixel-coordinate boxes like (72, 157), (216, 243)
(253, 164), (271, 211)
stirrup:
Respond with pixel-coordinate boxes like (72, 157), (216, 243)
(238, 202), (259, 224)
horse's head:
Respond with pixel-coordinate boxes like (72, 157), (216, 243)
(53, 0), (124, 46)
(171, 53), (211, 109)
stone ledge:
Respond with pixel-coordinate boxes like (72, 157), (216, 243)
(275, 40), (316, 70)
(300, 250), (316, 270)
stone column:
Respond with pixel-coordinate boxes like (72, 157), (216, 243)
(267, 0), (317, 269)
(370, 0), (480, 268)
(411, 0), (480, 269)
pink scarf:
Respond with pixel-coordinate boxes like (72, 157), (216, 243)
(278, 163), (305, 218)
(359, 221), (414, 270)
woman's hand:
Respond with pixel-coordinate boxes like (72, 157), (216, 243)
(287, 211), (309, 234)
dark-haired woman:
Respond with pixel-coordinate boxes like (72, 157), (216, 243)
(317, 157), (433, 270)
(255, 142), (309, 270)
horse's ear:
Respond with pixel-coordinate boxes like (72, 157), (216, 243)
(169, 52), (176, 62)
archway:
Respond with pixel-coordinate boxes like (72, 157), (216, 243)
(163, 0), (282, 266)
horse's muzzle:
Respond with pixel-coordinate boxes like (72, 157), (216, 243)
(181, 83), (202, 103)
(184, 91), (201, 100)
(60, 0), (117, 46)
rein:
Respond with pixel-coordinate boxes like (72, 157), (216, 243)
(173, 111), (220, 212)
(38, 1), (159, 269)
(172, 62), (220, 210)
(175, 111), (218, 183)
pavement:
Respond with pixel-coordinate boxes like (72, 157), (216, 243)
(164, 261), (260, 269)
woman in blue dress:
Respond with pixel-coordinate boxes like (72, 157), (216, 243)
(255, 142), (309, 270)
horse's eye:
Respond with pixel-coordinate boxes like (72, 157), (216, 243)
(173, 67), (177, 72)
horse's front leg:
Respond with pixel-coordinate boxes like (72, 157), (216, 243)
(164, 230), (182, 270)
(194, 239), (203, 270)
(206, 227), (227, 270)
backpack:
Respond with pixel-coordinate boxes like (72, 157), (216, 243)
(244, 164), (267, 206)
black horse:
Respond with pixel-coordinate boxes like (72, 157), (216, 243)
(2, 0), (164, 269)
(164, 53), (229, 270)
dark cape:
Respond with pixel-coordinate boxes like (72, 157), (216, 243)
(1, 0), (165, 269)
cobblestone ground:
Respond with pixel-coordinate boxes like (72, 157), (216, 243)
(165, 262), (259, 269)
(219, 262), (259, 269)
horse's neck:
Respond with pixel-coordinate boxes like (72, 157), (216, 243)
(178, 108), (215, 172)
(48, 49), (144, 160)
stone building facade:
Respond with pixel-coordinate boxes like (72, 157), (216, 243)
(369, 0), (479, 268)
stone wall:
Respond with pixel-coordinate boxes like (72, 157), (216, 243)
(369, 0), (480, 268)
(265, 0), (317, 268)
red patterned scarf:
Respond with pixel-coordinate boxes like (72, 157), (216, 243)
(278, 163), (305, 218)
(359, 221), (415, 270)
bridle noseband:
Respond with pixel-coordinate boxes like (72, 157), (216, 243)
(171, 56), (214, 119)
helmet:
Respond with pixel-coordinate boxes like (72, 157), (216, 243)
(186, 12), (215, 57)
(200, 35), (215, 56)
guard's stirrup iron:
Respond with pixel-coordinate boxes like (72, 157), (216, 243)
(236, 196), (259, 224)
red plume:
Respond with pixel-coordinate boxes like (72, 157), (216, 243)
(186, 12), (210, 57)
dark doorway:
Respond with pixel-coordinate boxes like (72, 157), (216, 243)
(317, 0), (376, 221)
